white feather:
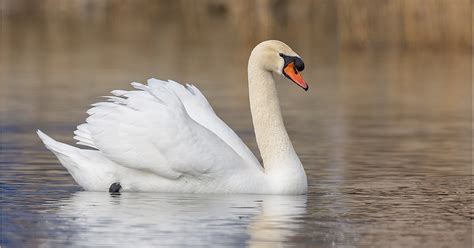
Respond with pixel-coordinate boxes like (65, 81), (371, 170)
(37, 40), (309, 194)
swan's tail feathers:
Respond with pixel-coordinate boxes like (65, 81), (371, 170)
(36, 130), (83, 172)
(37, 130), (118, 191)
(37, 130), (76, 155)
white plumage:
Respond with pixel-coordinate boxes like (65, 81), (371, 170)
(38, 40), (308, 194)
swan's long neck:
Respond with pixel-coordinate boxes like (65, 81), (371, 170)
(248, 56), (306, 191)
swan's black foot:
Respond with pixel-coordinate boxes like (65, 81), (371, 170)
(109, 182), (121, 194)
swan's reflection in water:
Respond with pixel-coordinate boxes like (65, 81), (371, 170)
(47, 192), (307, 247)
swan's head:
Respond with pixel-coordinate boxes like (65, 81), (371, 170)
(250, 40), (308, 91)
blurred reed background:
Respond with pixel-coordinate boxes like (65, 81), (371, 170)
(0, 0), (471, 157)
(1, 0), (471, 51)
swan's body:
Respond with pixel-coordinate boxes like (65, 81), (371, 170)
(38, 40), (308, 194)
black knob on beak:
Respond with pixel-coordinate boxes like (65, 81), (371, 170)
(280, 53), (305, 72)
(294, 57), (305, 72)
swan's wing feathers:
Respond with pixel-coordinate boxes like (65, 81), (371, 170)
(73, 124), (98, 149)
(160, 79), (261, 169)
(148, 78), (215, 114)
(74, 79), (244, 179)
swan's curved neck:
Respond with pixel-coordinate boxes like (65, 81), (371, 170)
(247, 56), (304, 182)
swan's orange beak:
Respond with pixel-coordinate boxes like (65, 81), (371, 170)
(283, 62), (308, 91)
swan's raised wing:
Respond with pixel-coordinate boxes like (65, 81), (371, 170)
(73, 79), (255, 179)
(157, 79), (261, 169)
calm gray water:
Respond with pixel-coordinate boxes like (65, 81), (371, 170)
(0, 6), (472, 247)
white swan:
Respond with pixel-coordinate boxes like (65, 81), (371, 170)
(37, 40), (309, 194)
